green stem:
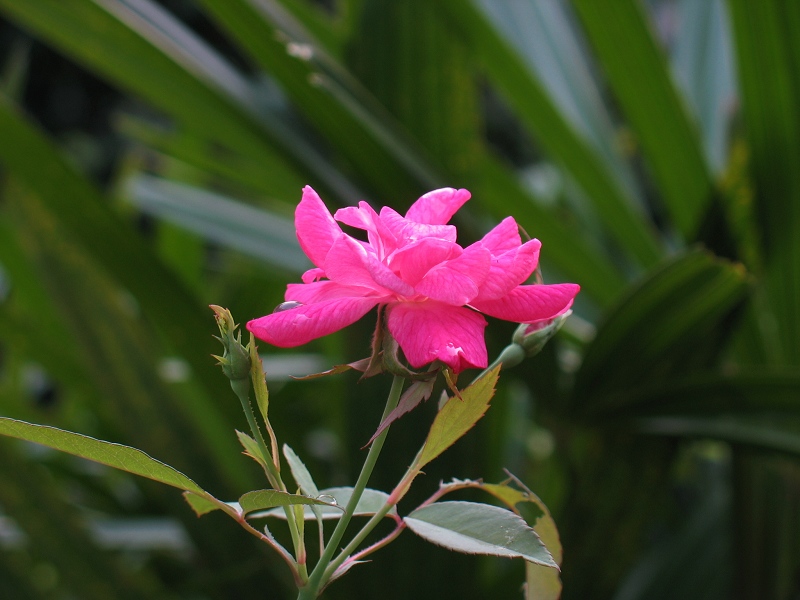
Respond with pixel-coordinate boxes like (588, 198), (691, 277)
(323, 354), (517, 583)
(322, 500), (396, 582)
(296, 375), (404, 600)
(237, 392), (282, 489)
(235, 389), (306, 581)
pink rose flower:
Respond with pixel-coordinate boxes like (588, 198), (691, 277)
(247, 186), (579, 373)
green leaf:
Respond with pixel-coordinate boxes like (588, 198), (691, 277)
(0, 417), (205, 494)
(0, 442), (172, 600)
(433, 476), (563, 598)
(416, 366), (500, 469)
(728, 0), (800, 365)
(198, 0), (441, 199)
(574, 250), (750, 403)
(473, 157), (626, 306)
(126, 175), (309, 273)
(256, 487), (396, 521)
(346, 0), (482, 180)
(0, 95), (250, 488)
(183, 492), (223, 517)
(477, 0), (642, 204)
(671, 0), (737, 174)
(589, 368), (800, 417)
(405, 501), (557, 567)
(236, 430), (268, 467)
(238, 489), (340, 517)
(571, 0), (713, 237)
(283, 444), (320, 497)
(438, 0), (663, 268)
(0, 0), (357, 201)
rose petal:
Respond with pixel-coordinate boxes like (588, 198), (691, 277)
(334, 201), (397, 258)
(473, 239), (541, 302)
(471, 283), (580, 323)
(296, 186), (343, 268)
(247, 296), (378, 347)
(286, 280), (381, 304)
(479, 217), (522, 255)
(405, 188), (471, 224)
(380, 207), (457, 246)
(325, 235), (415, 297)
(301, 267), (326, 284)
(388, 238), (463, 285)
(415, 244), (491, 305)
(387, 302), (488, 372)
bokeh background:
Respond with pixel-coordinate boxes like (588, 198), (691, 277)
(0, 1), (799, 599)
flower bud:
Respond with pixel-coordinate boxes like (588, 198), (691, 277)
(512, 310), (572, 358)
(210, 305), (251, 382)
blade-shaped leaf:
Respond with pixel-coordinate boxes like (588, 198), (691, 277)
(477, 0), (642, 202)
(574, 250), (750, 402)
(728, 0), (800, 365)
(671, 0), (737, 174)
(635, 416), (800, 457)
(0, 0), (359, 201)
(474, 156), (626, 306)
(126, 175), (309, 273)
(0, 417), (204, 494)
(416, 365), (500, 469)
(571, 0), (713, 237)
(199, 0), (442, 200)
(256, 487), (396, 520)
(345, 0), (482, 182)
(589, 368), (800, 418)
(405, 501), (557, 567)
(0, 95), (249, 486)
(438, 0), (663, 268)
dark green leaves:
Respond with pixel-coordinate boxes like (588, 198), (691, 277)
(571, 0), (713, 237)
(728, 0), (800, 365)
(575, 250), (750, 405)
(439, 0), (662, 268)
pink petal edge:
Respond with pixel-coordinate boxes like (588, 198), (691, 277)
(405, 188), (471, 225)
(247, 296), (378, 348)
(471, 283), (580, 324)
(295, 186), (343, 268)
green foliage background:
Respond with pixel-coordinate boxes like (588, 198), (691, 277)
(0, 0), (798, 598)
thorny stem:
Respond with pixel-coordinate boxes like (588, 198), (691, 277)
(296, 375), (405, 600)
(235, 391), (307, 582)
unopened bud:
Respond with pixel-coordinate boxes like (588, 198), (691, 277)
(512, 310), (572, 358)
(210, 305), (251, 382)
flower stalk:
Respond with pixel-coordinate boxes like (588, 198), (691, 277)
(297, 375), (405, 600)
(211, 306), (306, 577)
